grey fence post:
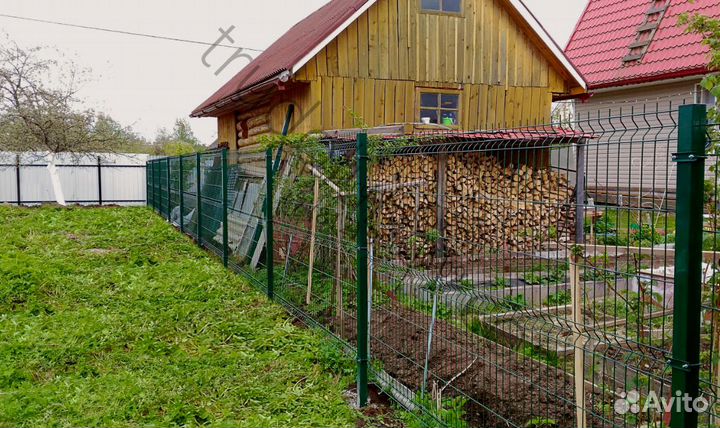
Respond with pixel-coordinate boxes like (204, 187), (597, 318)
(15, 154), (21, 206)
(97, 156), (103, 206)
(575, 139), (586, 244)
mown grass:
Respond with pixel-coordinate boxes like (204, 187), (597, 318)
(0, 206), (358, 427)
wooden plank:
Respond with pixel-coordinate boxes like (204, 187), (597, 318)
(322, 77), (333, 129)
(478, 84), (488, 129)
(387, 0), (399, 80)
(496, 87), (506, 128)
(498, 9), (508, 86)
(348, 20), (359, 77)
(306, 177), (320, 305)
(486, 85), (497, 128)
(397, 0), (409, 79)
(405, 81), (416, 124)
(375, 79), (386, 126)
(353, 78), (366, 127)
(327, 39), (340, 76)
(316, 48), (328, 77)
(337, 23), (350, 77)
(343, 77), (354, 128)
(384, 80), (396, 124)
(358, 11), (370, 78)
(465, 0), (476, 82)
(395, 80), (407, 123)
(438, 15), (447, 82)
(506, 86), (516, 127)
(408, 0), (418, 80)
(368, 4), (379, 78)
(333, 77), (345, 129)
(379, 0), (390, 78)
(363, 78), (376, 127)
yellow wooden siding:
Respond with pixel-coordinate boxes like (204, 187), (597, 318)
(296, 0), (568, 89)
(286, 0), (573, 131)
(301, 76), (550, 130)
(229, 0), (575, 146)
(217, 113), (237, 149)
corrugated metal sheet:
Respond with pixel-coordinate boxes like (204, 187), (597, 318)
(565, 0), (720, 89)
(191, 0), (370, 117)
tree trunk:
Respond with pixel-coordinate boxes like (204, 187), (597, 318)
(47, 153), (66, 205)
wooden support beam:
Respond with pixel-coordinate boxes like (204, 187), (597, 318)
(570, 254), (587, 428)
(306, 177), (320, 305)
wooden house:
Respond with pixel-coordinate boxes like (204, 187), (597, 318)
(191, 0), (586, 150)
(564, 0), (720, 207)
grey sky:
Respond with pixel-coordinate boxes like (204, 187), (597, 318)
(0, 0), (588, 144)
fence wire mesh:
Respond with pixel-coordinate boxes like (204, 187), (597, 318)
(147, 101), (719, 428)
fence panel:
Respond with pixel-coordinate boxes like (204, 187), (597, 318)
(2, 152), (148, 205)
(146, 103), (718, 428)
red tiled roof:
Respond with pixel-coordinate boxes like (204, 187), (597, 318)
(191, 0), (370, 117)
(565, 0), (720, 89)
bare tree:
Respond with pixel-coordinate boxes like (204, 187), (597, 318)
(0, 39), (132, 204)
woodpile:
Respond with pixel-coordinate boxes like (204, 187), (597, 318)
(371, 156), (437, 260)
(370, 152), (575, 260)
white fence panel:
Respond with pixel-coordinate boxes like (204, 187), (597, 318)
(0, 152), (148, 205)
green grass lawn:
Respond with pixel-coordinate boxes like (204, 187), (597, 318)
(0, 206), (358, 427)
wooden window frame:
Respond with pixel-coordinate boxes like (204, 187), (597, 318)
(419, 0), (463, 16)
(416, 88), (462, 128)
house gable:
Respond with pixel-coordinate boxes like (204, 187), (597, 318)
(287, 0), (581, 131)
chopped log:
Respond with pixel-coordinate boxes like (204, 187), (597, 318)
(369, 152), (575, 260)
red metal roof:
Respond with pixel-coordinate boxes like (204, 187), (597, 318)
(565, 0), (720, 90)
(191, 0), (370, 117)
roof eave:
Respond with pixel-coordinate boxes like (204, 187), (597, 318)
(191, 73), (285, 118)
(587, 67), (709, 91)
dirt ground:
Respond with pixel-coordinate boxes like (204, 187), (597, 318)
(340, 302), (584, 427)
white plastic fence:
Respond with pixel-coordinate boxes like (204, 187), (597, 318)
(0, 152), (149, 205)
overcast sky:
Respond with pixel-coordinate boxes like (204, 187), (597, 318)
(0, 0), (588, 144)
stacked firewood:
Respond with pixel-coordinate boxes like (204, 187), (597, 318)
(370, 155), (438, 260)
(370, 153), (575, 259)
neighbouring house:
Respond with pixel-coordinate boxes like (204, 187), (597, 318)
(191, 0), (586, 151)
(564, 0), (720, 208)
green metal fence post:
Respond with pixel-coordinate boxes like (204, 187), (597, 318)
(179, 156), (185, 233)
(222, 149), (229, 267)
(356, 132), (369, 408)
(165, 158), (172, 221)
(196, 153), (203, 246)
(671, 103), (707, 428)
(265, 148), (274, 300)
(146, 161), (151, 208)
(154, 161), (160, 213)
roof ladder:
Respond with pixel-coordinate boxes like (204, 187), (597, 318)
(622, 0), (670, 63)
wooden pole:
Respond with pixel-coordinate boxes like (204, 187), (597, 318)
(306, 177), (320, 305)
(570, 253), (587, 428)
(335, 197), (345, 329)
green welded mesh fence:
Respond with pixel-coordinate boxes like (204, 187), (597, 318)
(147, 103), (720, 428)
